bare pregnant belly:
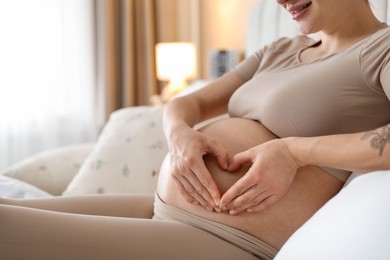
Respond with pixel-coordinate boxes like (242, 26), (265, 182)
(157, 118), (343, 249)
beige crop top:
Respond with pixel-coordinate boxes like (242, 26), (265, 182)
(228, 25), (390, 181)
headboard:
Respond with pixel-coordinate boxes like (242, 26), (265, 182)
(246, 0), (390, 56)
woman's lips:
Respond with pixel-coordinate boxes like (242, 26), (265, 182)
(288, 2), (312, 20)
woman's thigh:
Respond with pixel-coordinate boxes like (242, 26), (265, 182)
(0, 205), (258, 260)
(0, 194), (154, 218)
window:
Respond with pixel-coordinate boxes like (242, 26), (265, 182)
(0, 0), (97, 169)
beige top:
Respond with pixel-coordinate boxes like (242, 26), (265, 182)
(228, 25), (390, 180)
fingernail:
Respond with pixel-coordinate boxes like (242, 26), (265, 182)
(214, 207), (221, 213)
(247, 208), (253, 213)
(229, 210), (237, 215)
(214, 199), (220, 207)
(225, 162), (229, 170)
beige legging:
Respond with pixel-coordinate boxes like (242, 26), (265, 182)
(0, 195), (259, 260)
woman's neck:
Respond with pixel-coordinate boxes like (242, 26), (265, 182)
(319, 6), (383, 55)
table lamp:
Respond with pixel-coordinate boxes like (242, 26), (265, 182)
(156, 42), (197, 102)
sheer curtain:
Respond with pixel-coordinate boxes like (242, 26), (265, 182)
(0, 0), (97, 170)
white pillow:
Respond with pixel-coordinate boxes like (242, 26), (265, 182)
(275, 170), (390, 260)
(0, 174), (52, 198)
(63, 106), (168, 196)
(2, 143), (94, 195)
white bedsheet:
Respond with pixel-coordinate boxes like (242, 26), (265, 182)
(0, 174), (52, 198)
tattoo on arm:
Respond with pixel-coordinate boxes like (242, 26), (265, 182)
(361, 124), (390, 156)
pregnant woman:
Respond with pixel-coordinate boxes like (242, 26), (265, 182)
(157, 0), (390, 257)
(1, 0), (389, 259)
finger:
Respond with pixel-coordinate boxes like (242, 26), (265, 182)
(191, 157), (221, 206)
(183, 170), (216, 209)
(207, 141), (229, 170)
(224, 186), (267, 211)
(173, 175), (210, 209)
(247, 195), (279, 213)
(172, 175), (195, 204)
(226, 187), (267, 215)
(220, 173), (255, 207)
(177, 154), (218, 207)
(227, 151), (253, 172)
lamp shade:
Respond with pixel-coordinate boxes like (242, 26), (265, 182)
(156, 42), (197, 81)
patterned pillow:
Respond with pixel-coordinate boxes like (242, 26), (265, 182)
(63, 106), (168, 196)
(2, 143), (94, 195)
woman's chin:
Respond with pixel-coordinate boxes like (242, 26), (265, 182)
(296, 22), (319, 35)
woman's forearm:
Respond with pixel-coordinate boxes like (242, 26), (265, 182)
(162, 71), (245, 142)
(286, 124), (390, 173)
(161, 73), (245, 207)
(163, 96), (201, 142)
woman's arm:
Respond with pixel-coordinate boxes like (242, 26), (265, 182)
(219, 124), (390, 215)
(163, 71), (245, 209)
(287, 124), (390, 172)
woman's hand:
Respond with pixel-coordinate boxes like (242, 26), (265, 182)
(220, 139), (299, 215)
(168, 126), (229, 210)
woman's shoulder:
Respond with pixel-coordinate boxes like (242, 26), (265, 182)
(360, 25), (390, 94)
(371, 24), (390, 40)
(362, 25), (390, 53)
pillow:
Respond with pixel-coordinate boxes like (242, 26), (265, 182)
(275, 170), (390, 260)
(63, 106), (168, 196)
(0, 174), (52, 198)
(2, 143), (94, 195)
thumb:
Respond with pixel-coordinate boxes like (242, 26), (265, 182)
(228, 151), (252, 172)
(208, 142), (229, 170)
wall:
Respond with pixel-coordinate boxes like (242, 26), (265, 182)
(155, 0), (259, 79)
(199, 0), (258, 78)
(155, 0), (199, 42)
